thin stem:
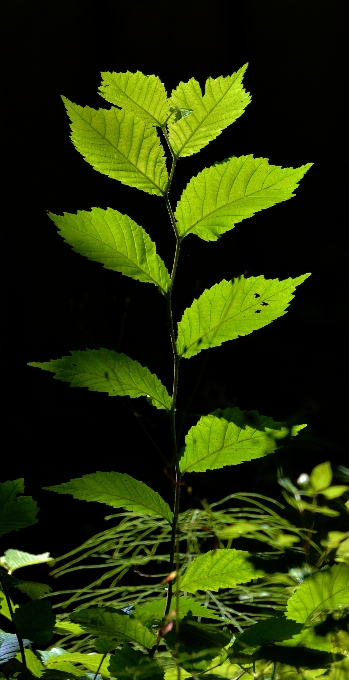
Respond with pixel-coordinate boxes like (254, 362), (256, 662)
(0, 571), (27, 671)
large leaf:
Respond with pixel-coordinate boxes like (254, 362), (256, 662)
(179, 407), (305, 474)
(179, 549), (263, 594)
(133, 595), (222, 624)
(48, 208), (170, 294)
(99, 71), (169, 128)
(324, 659), (349, 680)
(167, 65), (250, 157)
(62, 97), (168, 196)
(71, 608), (156, 650)
(44, 471), (173, 524)
(0, 550), (52, 574)
(0, 572), (51, 599)
(0, 479), (38, 537)
(46, 652), (111, 677)
(13, 601), (56, 645)
(286, 563), (349, 625)
(236, 616), (302, 648)
(176, 274), (310, 359)
(28, 349), (172, 411)
(175, 155), (312, 241)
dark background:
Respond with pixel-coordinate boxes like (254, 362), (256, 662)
(2, 0), (347, 556)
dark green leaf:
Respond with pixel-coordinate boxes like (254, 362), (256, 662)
(13, 601), (56, 645)
(0, 480), (38, 537)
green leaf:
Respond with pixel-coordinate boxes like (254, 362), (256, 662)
(133, 595), (222, 624)
(179, 407), (305, 474)
(19, 648), (45, 677)
(13, 600), (56, 645)
(0, 633), (31, 665)
(46, 652), (110, 677)
(236, 616), (303, 648)
(320, 485), (349, 499)
(0, 479), (38, 537)
(165, 615), (231, 673)
(99, 71), (170, 127)
(324, 658), (349, 680)
(41, 663), (87, 678)
(176, 274), (310, 359)
(0, 549), (52, 574)
(109, 644), (164, 678)
(71, 608), (156, 650)
(167, 65), (250, 157)
(175, 155), (312, 241)
(44, 471), (173, 524)
(310, 461), (333, 491)
(53, 621), (85, 636)
(28, 349), (172, 411)
(62, 97), (168, 196)
(286, 563), (349, 624)
(0, 573), (51, 599)
(49, 208), (171, 294)
(179, 549), (263, 594)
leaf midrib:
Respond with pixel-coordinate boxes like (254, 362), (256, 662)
(102, 76), (166, 127)
(181, 426), (269, 473)
(70, 102), (166, 194)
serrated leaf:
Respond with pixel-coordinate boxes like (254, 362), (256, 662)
(44, 471), (173, 524)
(62, 97), (168, 196)
(1, 549), (52, 574)
(179, 549), (263, 594)
(99, 71), (169, 128)
(0, 573), (51, 599)
(48, 208), (170, 294)
(71, 608), (156, 650)
(324, 658), (349, 680)
(133, 595), (222, 624)
(286, 563), (349, 624)
(167, 65), (250, 157)
(236, 616), (303, 648)
(310, 462), (333, 491)
(109, 644), (164, 678)
(47, 652), (110, 677)
(53, 622), (85, 636)
(175, 155), (312, 241)
(0, 479), (38, 537)
(28, 349), (172, 411)
(179, 407), (305, 474)
(18, 648), (45, 677)
(0, 633), (31, 665)
(176, 274), (310, 359)
(41, 663), (87, 678)
(13, 600), (56, 645)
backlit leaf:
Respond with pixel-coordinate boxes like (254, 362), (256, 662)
(62, 97), (168, 195)
(177, 274), (310, 359)
(133, 595), (222, 624)
(179, 407), (305, 474)
(44, 471), (173, 524)
(49, 208), (170, 294)
(167, 65), (250, 157)
(175, 155), (312, 241)
(286, 563), (349, 624)
(71, 608), (156, 649)
(1, 550), (52, 574)
(99, 71), (169, 127)
(179, 549), (263, 594)
(28, 349), (172, 411)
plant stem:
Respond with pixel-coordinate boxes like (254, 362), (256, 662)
(0, 570), (28, 671)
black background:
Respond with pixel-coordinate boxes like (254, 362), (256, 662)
(2, 0), (347, 556)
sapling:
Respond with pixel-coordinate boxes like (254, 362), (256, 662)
(19, 67), (349, 678)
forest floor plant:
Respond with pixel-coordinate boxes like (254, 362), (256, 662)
(1, 66), (349, 679)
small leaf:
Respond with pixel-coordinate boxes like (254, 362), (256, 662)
(179, 407), (304, 474)
(320, 485), (349, 499)
(49, 208), (170, 294)
(62, 97), (168, 196)
(53, 621), (84, 636)
(99, 71), (170, 127)
(175, 155), (312, 241)
(28, 349), (172, 411)
(0, 633), (31, 665)
(1, 549), (52, 574)
(0, 479), (38, 537)
(46, 652), (111, 677)
(286, 563), (349, 624)
(44, 471), (173, 524)
(71, 608), (156, 650)
(179, 549), (263, 593)
(176, 274), (310, 359)
(167, 65), (250, 157)
(13, 600), (56, 645)
(133, 595), (222, 624)
(310, 461), (333, 492)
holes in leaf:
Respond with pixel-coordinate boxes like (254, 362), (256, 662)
(254, 293), (260, 298)
(255, 310), (261, 313)
(261, 301), (268, 306)
(105, 371), (109, 380)
(197, 338), (202, 346)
